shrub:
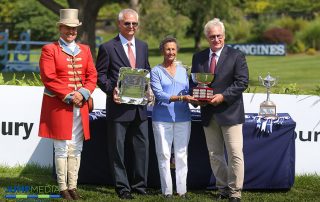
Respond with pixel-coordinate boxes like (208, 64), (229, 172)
(298, 17), (320, 50)
(267, 16), (307, 34)
(225, 19), (254, 43)
(262, 27), (294, 44)
(0, 73), (3, 84)
(0, 72), (43, 86)
(312, 85), (320, 95)
(287, 39), (306, 53)
(306, 48), (317, 55)
(282, 83), (300, 95)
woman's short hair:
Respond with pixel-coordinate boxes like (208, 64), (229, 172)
(159, 36), (179, 52)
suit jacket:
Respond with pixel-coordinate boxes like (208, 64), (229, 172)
(96, 35), (150, 121)
(39, 42), (97, 140)
(191, 46), (249, 126)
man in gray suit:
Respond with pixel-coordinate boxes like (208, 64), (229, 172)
(96, 8), (150, 200)
(190, 18), (249, 202)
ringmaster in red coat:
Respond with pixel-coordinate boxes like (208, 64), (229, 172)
(38, 9), (97, 200)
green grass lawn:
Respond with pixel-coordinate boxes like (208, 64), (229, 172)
(246, 53), (320, 94)
(0, 165), (319, 202)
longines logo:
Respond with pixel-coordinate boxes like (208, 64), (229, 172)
(1, 121), (34, 140)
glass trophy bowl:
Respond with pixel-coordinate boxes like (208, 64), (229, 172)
(191, 73), (215, 101)
(117, 67), (150, 105)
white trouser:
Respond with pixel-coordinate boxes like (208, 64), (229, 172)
(152, 121), (191, 195)
(54, 107), (84, 158)
(54, 106), (84, 191)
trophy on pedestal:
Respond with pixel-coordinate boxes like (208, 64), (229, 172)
(258, 73), (277, 117)
(191, 73), (215, 101)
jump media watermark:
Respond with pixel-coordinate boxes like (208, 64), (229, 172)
(4, 185), (61, 200)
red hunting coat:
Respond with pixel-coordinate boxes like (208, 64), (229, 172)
(38, 41), (97, 140)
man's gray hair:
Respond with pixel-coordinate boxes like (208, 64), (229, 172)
(118, 8), (139, 21)
(204, 18), (225, 37)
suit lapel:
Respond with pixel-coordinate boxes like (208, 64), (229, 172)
(113, 36), (131, 67)
(216, 46), (228, 73)
(201, 49), (210, 73)
(135, 40), (142, 69)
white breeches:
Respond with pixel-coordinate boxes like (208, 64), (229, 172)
(54, 106), (84, 158)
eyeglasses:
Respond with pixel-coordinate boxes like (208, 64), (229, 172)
(208, 34), (223, 41)
(124, 22), (139, 28)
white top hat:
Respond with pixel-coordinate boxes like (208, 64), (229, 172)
(57, 9), (82, 27)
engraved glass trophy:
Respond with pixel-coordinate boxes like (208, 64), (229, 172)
(259, 73), (277, 117)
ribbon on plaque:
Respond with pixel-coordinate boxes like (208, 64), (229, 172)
(89, 109), (106, 121)
(245, 114), (291, 136)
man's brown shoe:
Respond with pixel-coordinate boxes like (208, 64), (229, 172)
(60, 190), (73, 200)
(68, 189), (81, 200)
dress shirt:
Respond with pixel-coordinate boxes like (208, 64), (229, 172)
(208, 46), (224, 68)
(59, 37), (77, 52)
(119, 33), (136, 59)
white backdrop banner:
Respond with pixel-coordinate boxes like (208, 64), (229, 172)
(0, 85), (51, 166)
(0, 86), (319, 174)
(0, 85), (106, 167)
(244, 93), (320, 174)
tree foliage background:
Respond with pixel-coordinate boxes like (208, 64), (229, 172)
(0, 0), (59, 41)
(1, 0), (320, 54)
(139, 0), (191, 45)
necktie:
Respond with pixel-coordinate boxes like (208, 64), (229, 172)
(209, 53), (216, 73)
(127, 42), (136, 68)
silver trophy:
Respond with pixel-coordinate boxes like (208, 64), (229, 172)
(191, 73), (215, 101)
(117, 67), (150, 105)
(258, 73), (277, 117)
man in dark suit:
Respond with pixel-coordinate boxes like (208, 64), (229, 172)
(96, 8), (150, 200)
(190, 18), (249, 202)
